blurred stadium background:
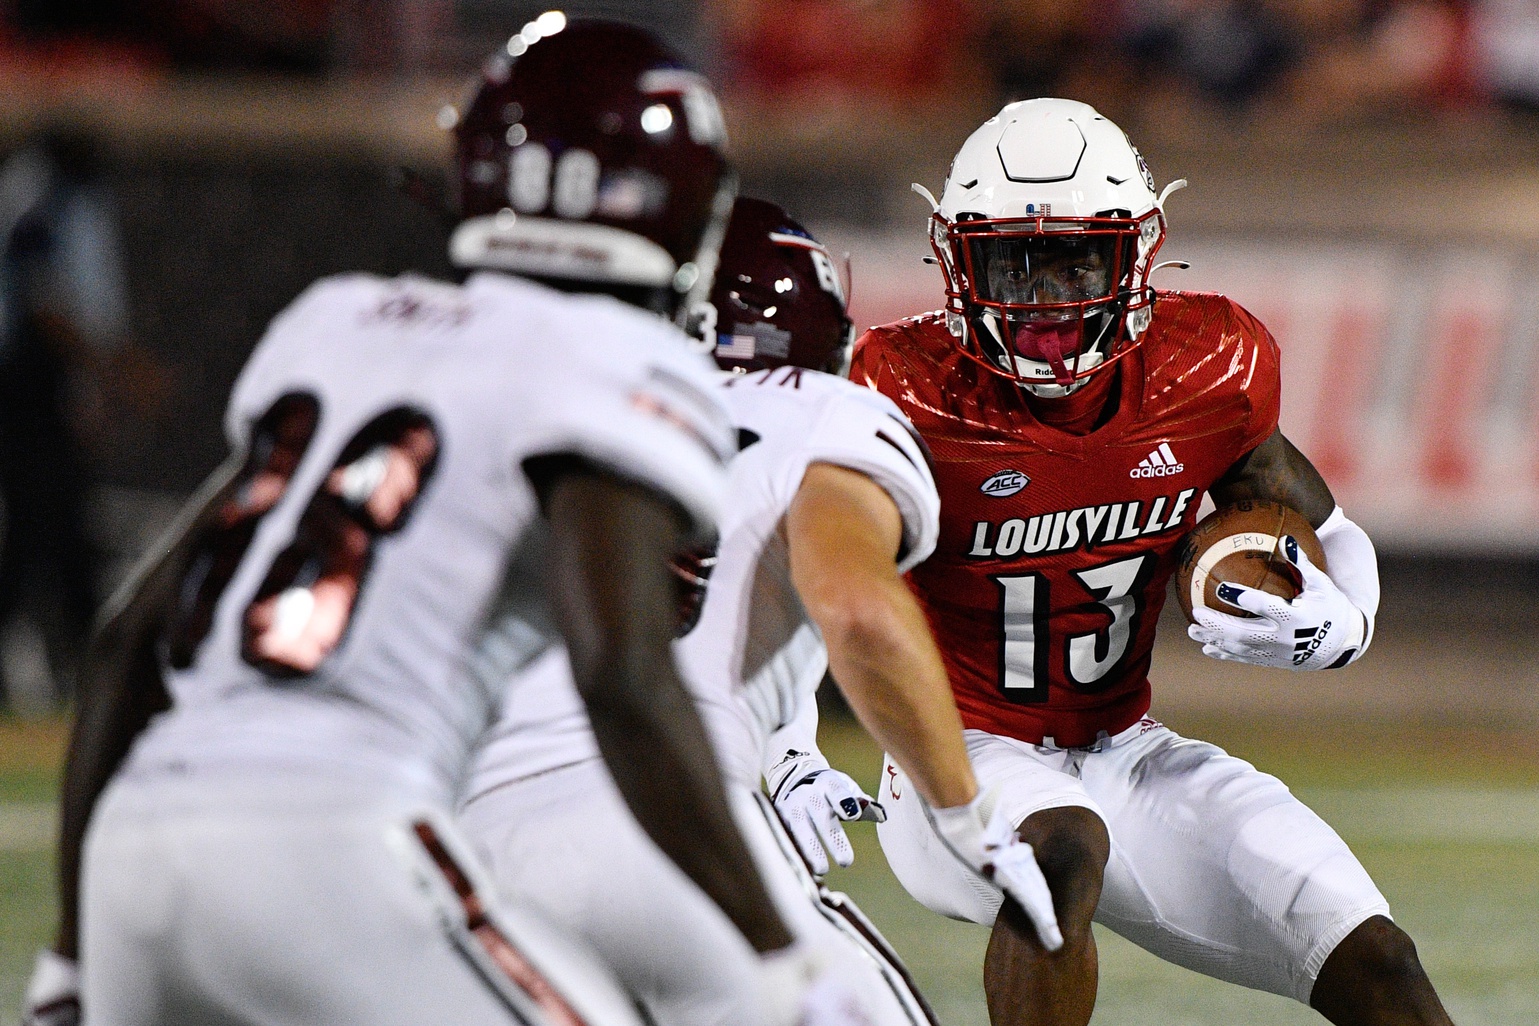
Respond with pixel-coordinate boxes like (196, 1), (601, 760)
(2, 1), (1539, 1023)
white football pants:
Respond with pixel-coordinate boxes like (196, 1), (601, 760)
(460, 758), (933, 1026)
(877, 719), (1392, 1005)
(81, 771), (643, 1026)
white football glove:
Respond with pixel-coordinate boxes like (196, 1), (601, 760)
(928, 790), (1063, 952)
(22, 950), (79, 1026)
(1188, 534), (1366, 670)
(755, 942), (870, 1026)
(774, 768), (885, 876)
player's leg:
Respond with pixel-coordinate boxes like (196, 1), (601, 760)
(86, 773), (634, 1026)
(1309, 916), (1454, 1026)
(814, 887), (939, 1026)
(460, 759), (769, 1026)
(79, 779), (178, 1025)
(746, 788), (935, 1026)
(1079, 722), (1448, 1020)
(983, 805), (1107, 1026)
(875, 734), (1110, 1026)
(464, 757), (926, 1026)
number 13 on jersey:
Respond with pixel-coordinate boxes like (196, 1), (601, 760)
(992, 553), (1152, 700)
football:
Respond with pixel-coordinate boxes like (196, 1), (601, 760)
(1175, 500), (1327, 623)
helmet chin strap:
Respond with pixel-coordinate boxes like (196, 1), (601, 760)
(1012, 320), (1076, 385)
(978, 306), (1118, 395)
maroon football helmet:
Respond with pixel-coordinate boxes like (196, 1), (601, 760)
(705, 197), (854, 375)
(450, 17), (735, 321)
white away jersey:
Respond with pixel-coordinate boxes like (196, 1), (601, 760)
(122, 271), (732, 803)
(465, 364), (940, 794)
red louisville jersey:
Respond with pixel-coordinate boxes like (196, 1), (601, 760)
(851, 292), (1280, 748)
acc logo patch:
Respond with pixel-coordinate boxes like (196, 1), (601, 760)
(980, 469), (1029, 497)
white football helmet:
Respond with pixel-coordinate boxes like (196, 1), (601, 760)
(919, 99), (1185, 397)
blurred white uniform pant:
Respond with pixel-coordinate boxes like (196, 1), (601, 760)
(460, 759), (931, 1026)
(81, 772), (642, 1026)
(877, 719), (1391, 1005)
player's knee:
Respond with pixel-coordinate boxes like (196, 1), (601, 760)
(1018, 806), (1109, 921)
(1320, 916), (1428, 994)
(1021, 806), (1110, 878)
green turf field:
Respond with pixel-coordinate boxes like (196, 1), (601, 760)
(0, 717), (66, 1026)
(815, 712), (1539, 1026)
(2, 712), (1536, 1026)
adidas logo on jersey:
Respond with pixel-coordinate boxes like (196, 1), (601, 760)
(1130, 443), (1184, 478)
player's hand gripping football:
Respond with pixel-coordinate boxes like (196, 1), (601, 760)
(22, 950), (79, 1026)
(1188, 535), (1366, 671)
(929, 790), (1064, 951)
(775, 768), (886, 876)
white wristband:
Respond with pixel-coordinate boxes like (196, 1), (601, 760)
(1316, 506), (1379, 659)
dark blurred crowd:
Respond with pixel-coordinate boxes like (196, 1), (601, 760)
(718, 0), (1539, 128)
(0, 131), (134, 713)
(5, 1), (1539, 122)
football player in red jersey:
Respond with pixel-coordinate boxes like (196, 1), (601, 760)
(851, 100), (1453, 1026)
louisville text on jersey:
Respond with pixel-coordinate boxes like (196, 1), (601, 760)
(966, 487), (1198, 559)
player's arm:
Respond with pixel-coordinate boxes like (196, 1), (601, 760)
(533, 457), (795, 955)
(1208, 428), (1335, 528)
(786, 462), (974, 809)
(1198, 428), (1380, 669)
(26, 457), (242, 1025)
(786, 461), (1062, 949)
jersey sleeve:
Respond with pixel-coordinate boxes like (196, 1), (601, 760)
(522, 312), (734, 546)
(1227, 299), (1283, 455)
(799, 383), (941, 573)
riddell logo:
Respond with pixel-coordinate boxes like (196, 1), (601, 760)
(1130, 443), (1184, 478)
